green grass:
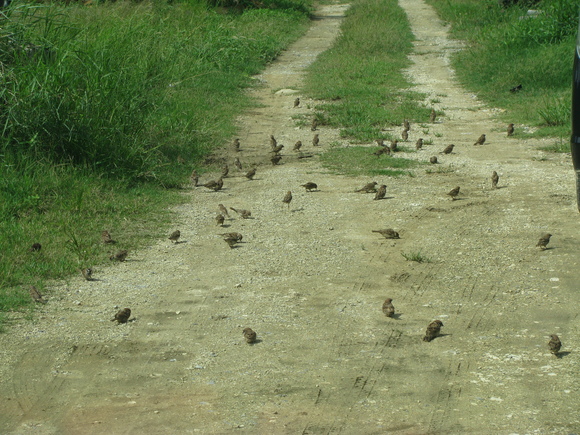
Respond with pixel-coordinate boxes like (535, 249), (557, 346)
(303, 0), (429, 142)
(401, 250), (432, 263)
(425, 0), (574, 136)
(320, 145), (421, 177)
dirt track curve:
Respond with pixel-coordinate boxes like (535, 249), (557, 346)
(1, 0), (579, 434)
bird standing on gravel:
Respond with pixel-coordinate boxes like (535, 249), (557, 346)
(447, 186), (460, 200)
(429, 156), (438, 164)
(356, 182), (378, 193)
(474, 134), (486, 145)
(404, 120), (410, 131)
(169, 230), (181, 244)
(220, 232), (243, 242)
(416, 138), (423, 150)
(221, 165), (229, 178)
(430, 108), (436, 123)
(216, 213), (225, 226)
(312, 134), (320, 146)
(230, 207), (252, 219)
(507, 123), (514, 137)
(112, 308), (131, 324)
(382, 298), (395, 317)
(243, 328), (257, 344)
(270, 135), (277, 149)
(81, 267), (93, 281)
(234, 157), (242, 170)
(301, 182), (317, 192)
(218, 204), (230, 218)
(402, 130), (408, 141)
(372, 229), (400, 239)
(190, 170), (199, 187)
(293, 141), (302, 151)
(271, 155), (282, 165)
(294, 97), (300, 108)
(102, 230), (116, 244)
(201, 178), (223, 191)
(29, 285), (47, 304)
(245, 168), (256, 180)
(491, 171), (499, 189)
(374, 185), (387, 200)
(311, 118), (318, 131)
(441, 144), (454, 154)
(423, 320), (444, 342)
(232, 138), (240, 151)
(271, 144), (284, 154)
(548, 334), (562, 356)
(536, 233), (552, 250)
(283, 191), (292, 209)
(110, 250), (128, 262)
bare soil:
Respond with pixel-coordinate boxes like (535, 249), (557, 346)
(1, 1), (579, 434)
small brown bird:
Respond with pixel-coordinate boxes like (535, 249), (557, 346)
(102, 230), (116, 244)
(294, 97), (300, 108)
(311, 118), (318, 131)
(190, 170), (199, 187)
(382, 298), (395, 317)
(270, 135), (277, 149)
(491, 171), (499, 189)
(271, 154), (282, 165)
(373, 147), (389, 157)
(293, 140), (302, 151)
(301, 182), (317, 192)
(221, 165), (229, 178)
(230, 207), (252, 219)
(169, 230), (181, 243)
(216, 213), (225, 226)
(271, 144), (284, 154)
(441, 144), (454, 154)
(447, 186), (460, 200)
(201, 178), (223, 191)
(401, 130), (408, 141)
(423, 320), (444, 342)
(29, 242), (42, 252)
(232, 138), (240, 151)
(374, 185), (387, 200)
(376, 139), (384, 147)
(430, 108), (436, 123)
(283, 191), (292, 209)
(220, 232), (243, 242)
(429, 156), (438, 164)
(536, 233), (552, 250)
(372, 229), (400, 239)
(403, 120), (410, 131)
(243, 327), (257, 344)
(81, 267), (93, 281)
(510, 84), (522, 93)
(223, 237), (238, 248)
(234, 157), (242, 170)
(416, 138), (423, 150)
(507, 123), (514, 136)
(548, 334), (562, 356)
(245, 168), (256, 180)
(110, 250), (128, 262)
(29, 285), (47, 304)
(218, 204), (230, 218)
(474, 134), (486, 146)
(390, 140), (398, 152)
(312, 134), (320, 146)
(112, 308), (131, 324)
(356, 181), (378, 193)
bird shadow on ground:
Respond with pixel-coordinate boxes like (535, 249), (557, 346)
(556, 351), (571, 358)
(375, 196), (395, 200)
(291, 207), (305, 212)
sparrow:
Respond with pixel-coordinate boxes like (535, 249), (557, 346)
(423, 320), (444, 342)
(283, 191), (292, 209)
(312, 134), (320, 146)
(294, 97), (300, 108)
(301, 182), (317, 192)
(169, 230), (181, 243)
(223, 236), (238, 248)
(215, 204), (229, 219)
(311, 118), (318, 131)
(232, 138), (240, 151)
(447, 186), (460, 200)
(112, 308), (131, 324)
(548, 334), (562, 356)
(190, 170), (199, 187)
(234, 157), (242, 170)
(243, 327), (257, 344)
(245, 168), (256, 180)
(29, 285), (47, 304)
(430, 108), (436, 123)
(536, 233), (552, 250)
(382, 298), (395, 317)
(110, 250), (128, 262)
(230, 207), (252, 219)
(403, 120), (410, 131)
(390, 140), (398, 152)
(271, 144), (284, 154)
(510, 84), (522, 93)
(429, 156), (438, 164)
(201, 178), (223, 191)
(415, 138), (423, 150)
(372, 229), (400, 239)
(507, 123), (514, 136)
(441, 144), (454, 154)
(220, 232), (243, 242)
(374, 184), (387, 200)
(271, 154), (282, 165)
(356, 181), (377, 193)
(474, 134), (486, 146)
(81, 267), (93, 281)
(29, 242), (42, 252)
(491, 171), (499, 189)
(216, 213), (225, 226)
(221, 165), (229, 178)
(102, 230), (116, 244)
(401, 130), (408, 141)
(373, 147), (388, 157)
(270, 135), (277, 149)
(293, 141), (302, 151)
(376, 139), (384, 147)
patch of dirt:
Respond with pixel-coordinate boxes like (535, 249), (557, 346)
(1, 1), (579, 434)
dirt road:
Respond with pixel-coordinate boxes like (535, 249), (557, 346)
(1, 1), (579, 433)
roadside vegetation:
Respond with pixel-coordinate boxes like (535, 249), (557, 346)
(0, 0), (311, 325)
(425, 0), (575, 143)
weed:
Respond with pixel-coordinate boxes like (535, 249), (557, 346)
(401, 250), (432, 263)
(320, 146), (420, 177)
